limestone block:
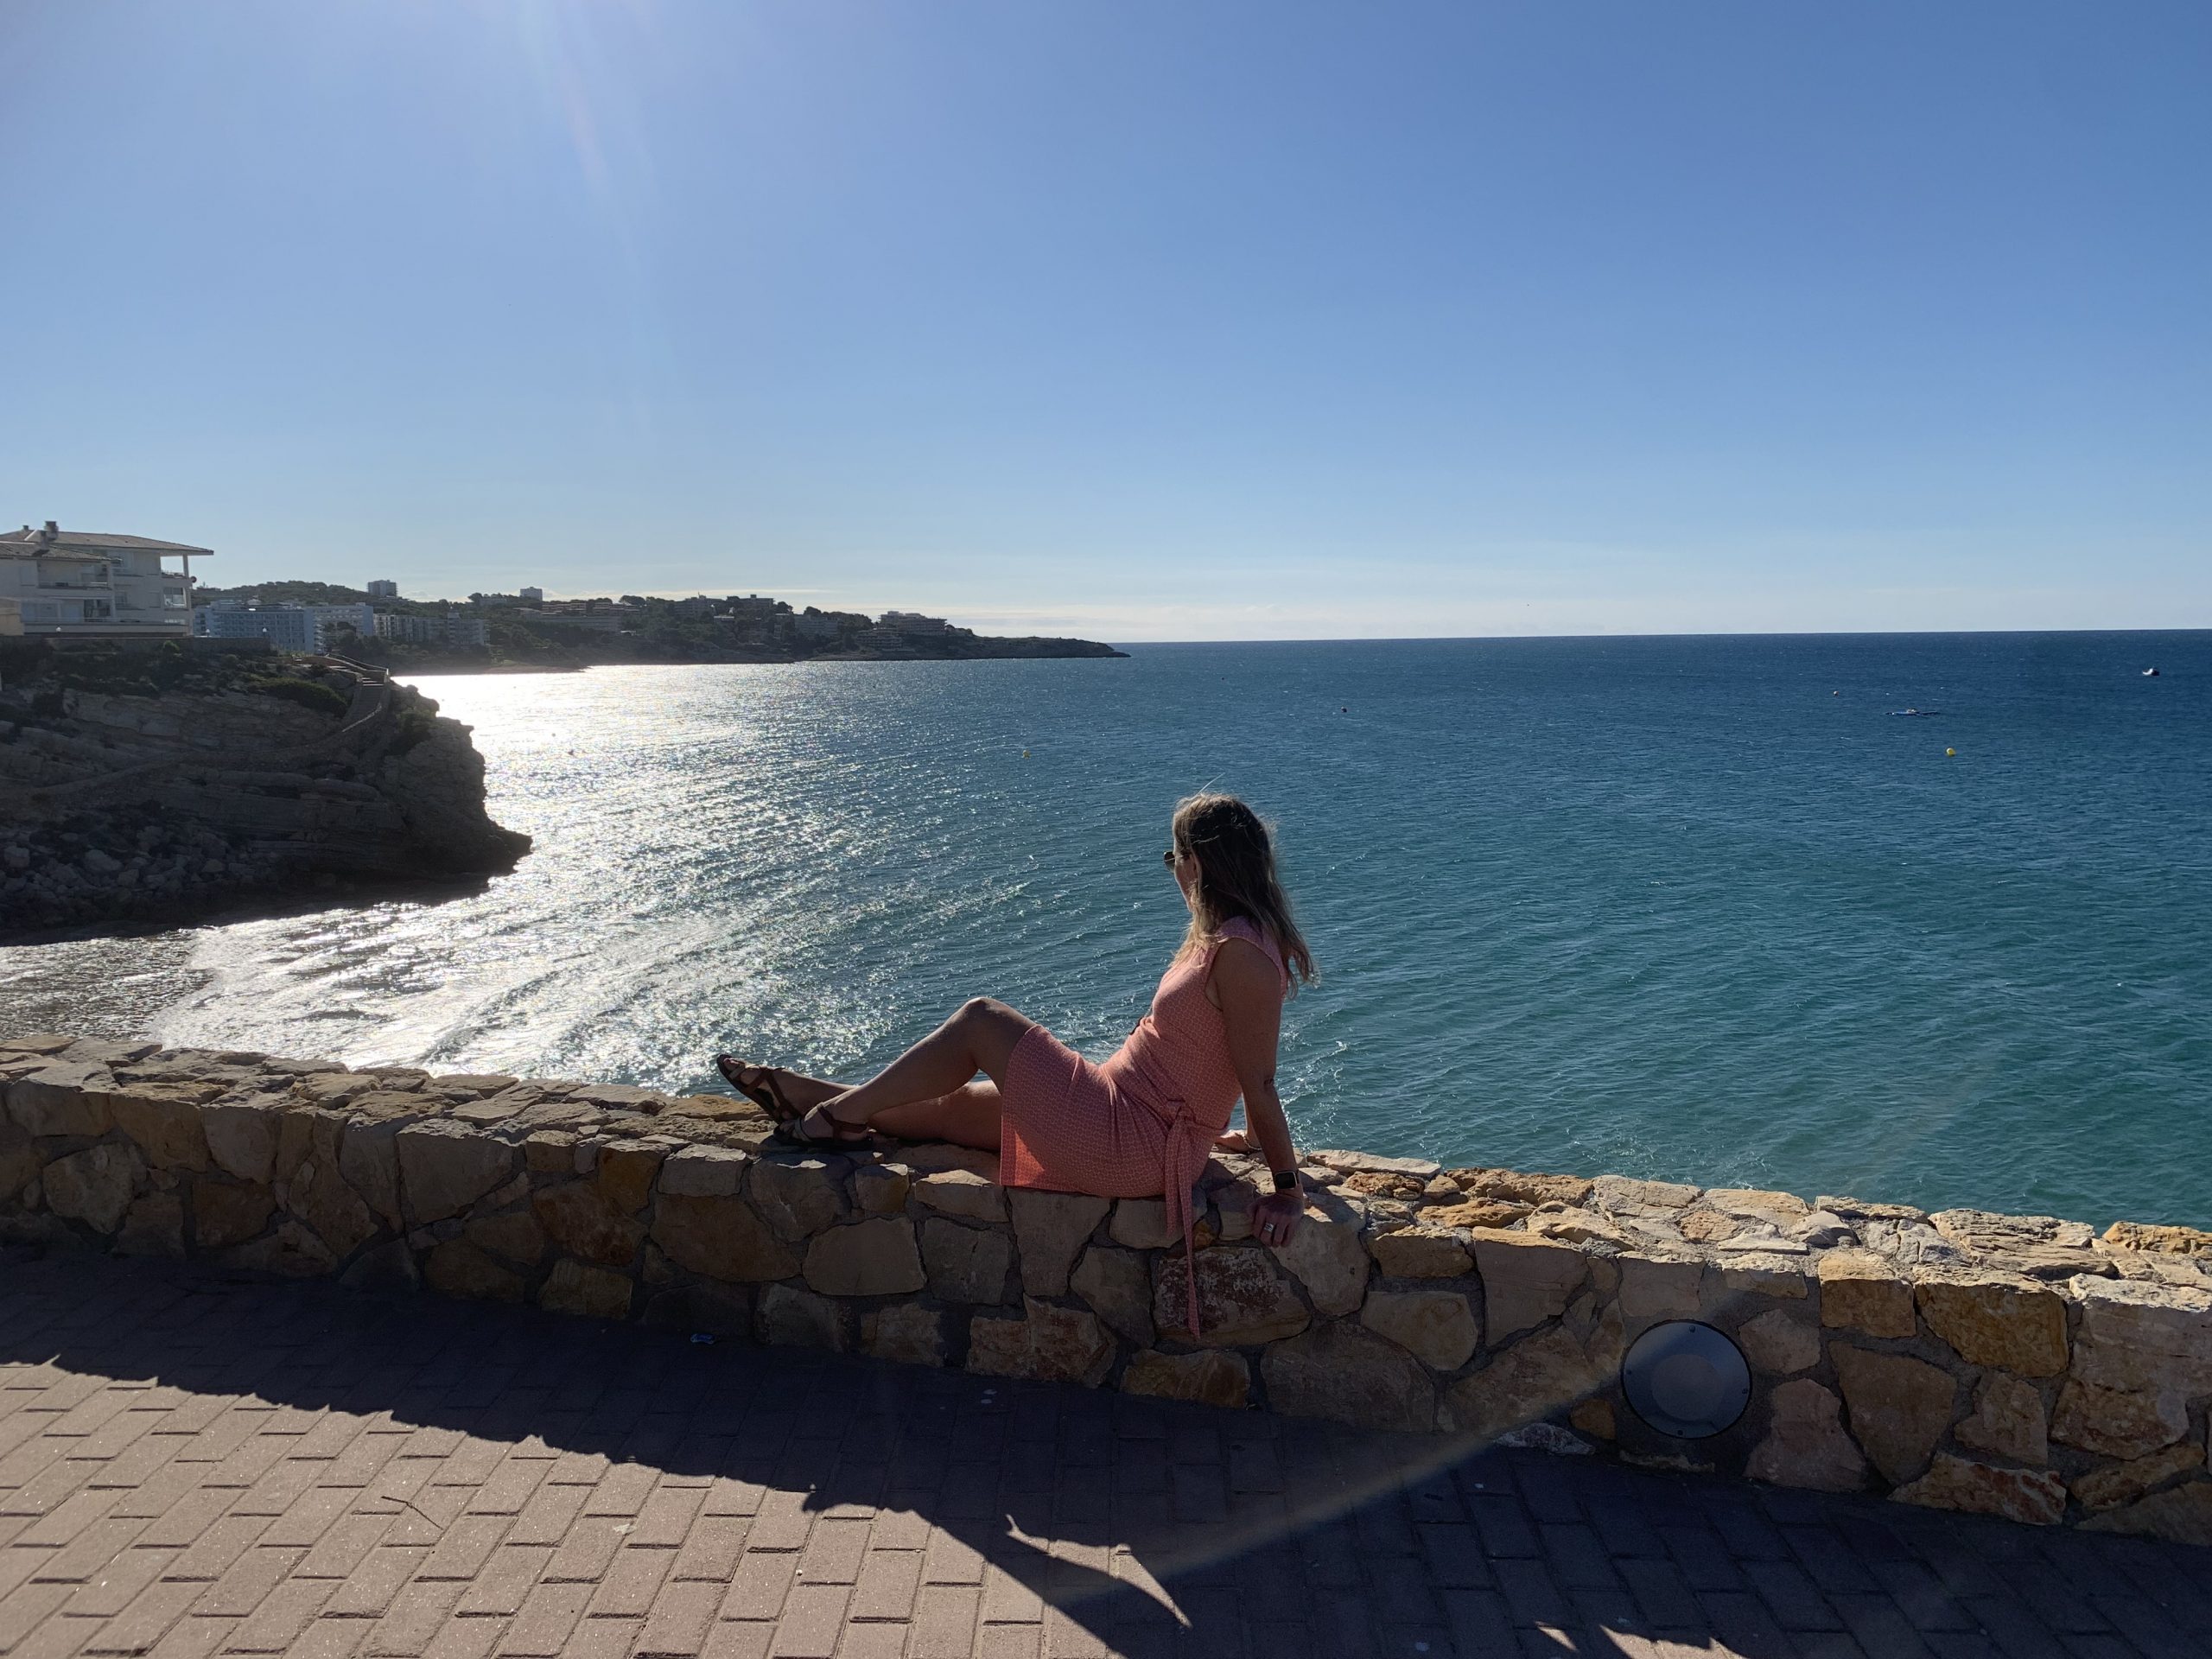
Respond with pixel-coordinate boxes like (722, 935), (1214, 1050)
(652, 1193), (799, 1282)
(920, 1220), (1013, 1305)
(424, 1239), (526, 1302)
(117, 1192), (185, 1257)
(1475, 1233), (1589, 1338)
(853, 1164), (912, 1218)
(7, 1064), (115, 1137)
(861, 1304), (945, 1368)
(1154, 1246), (1310, 1346)
(523, 1131), (577, 1174)
(60, 1039), (159, 1066)
(44, 1142), (146, 1234)
(108, 1084), (218, 1170)
(1361, 1290), (1479, 1371)
(1421, 1198), (1530, 1230)
(597, 1141), (665, 1213)
(1372, 1225), (1473, 1280)
(758, 1284), (844, 1350)
(1736, 1310), (1820, 1376)
(465, 1211), (546, 1267)
(1745, 1379), (1868, 1493)
(435, 1074), (519, 1100)
(1528, 1208), (1633, 1247)
(0, 1033), (75, 1056)
(1445, 1167), (1594, 1208)
(1709, 1259), (1810, 1300)
(1071, 1246), (1155, 1345)
(1570, 1398), (1618, 1440)
(222, 1220), (339, 1278)
(1446, 1325), (1610, 1441)
(1914, 1274), (2069, 1376)
(804, 1218), (928, 1298)
(2071, 1443), (2205, 1513)
(1891, 1453), (2065, 1526)
(1310, 1149), (1440, 1180)
(2068, 1276), (2212, 1395)
(1930, 1208), (2108, 1280)
(751, 1156), (848, 1239)
(1955, 1373), (2048, 1465)
(2103, 1220), (2212, 1256)
(1705, 1187), (1811, 1221)
(1815, 1250), (1916, 1338)
(2080, 1480), (2212, 1547)
(1275, 1203), (1370, 1316)
(201, 1101), (283, 1184)
(901, 1143), (1001, 1178)
(1109, 1198), (1176, 1249)
(193, 1180), (276, 1250)
(1213, 1179), (1263, 1242)
(338, 1119), (408, 1230)
(908, 1167), (1007, 1224)
(294, 1072), (375, 1107)
(397, 1119), (519, 1224)
(540, 1258), (635, 1320)
(2050, 1379), (2189, 1461)
(1617, 1255), (1705, 1324)
(1830, 1345), (1955, 1484)
(1007, 1190), (1109, 1295)
(1122, 1350), (1250, 1409)
(658, 1147), (749, 1198)
(533, 1181), (646, 1269)
(1264, 1322), (1436, 1434)
(0, 1122), (35, 1201)
(1592, 1175), (1700, 1214)
(967, 1298), (1114, 1386)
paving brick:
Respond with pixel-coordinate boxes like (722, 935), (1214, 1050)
(321, 1546), (431, 1620)
(454, 1547), (553, 1618)
(632, 1579), (725, 1657)
(764, 1583), (849, 1658)
(588, 1545), (676, 1619)
(417, 1515), (513, 1582)
(224, 1579), (335, 1653)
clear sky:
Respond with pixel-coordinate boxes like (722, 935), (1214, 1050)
(3, 3), (2206, 640)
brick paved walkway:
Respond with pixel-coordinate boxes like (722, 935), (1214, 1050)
(2, 1252), (2206, 1659)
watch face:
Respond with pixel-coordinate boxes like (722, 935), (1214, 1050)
(1621, 1320), (1752, 1440)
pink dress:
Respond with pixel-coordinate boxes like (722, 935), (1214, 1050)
(999, 916), (1289, 1332)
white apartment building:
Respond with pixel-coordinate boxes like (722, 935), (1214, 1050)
(365, 579), (399, 599)
(0, 521), (207, 637)
(196, 602), (376, 653)
(374, 613), (489, 647)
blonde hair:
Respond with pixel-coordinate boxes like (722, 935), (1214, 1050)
(1171, 792), (1316, 988)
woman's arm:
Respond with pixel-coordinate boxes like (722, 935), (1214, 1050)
(1213, 938), (1305, 1246)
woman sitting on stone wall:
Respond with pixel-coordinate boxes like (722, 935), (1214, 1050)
(715, 791), (1317, 1284)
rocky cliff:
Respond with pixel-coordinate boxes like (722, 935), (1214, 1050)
(0, 641), (530, 934)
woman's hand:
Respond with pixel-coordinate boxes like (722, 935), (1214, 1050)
(1250, 1190), (1304, 1249)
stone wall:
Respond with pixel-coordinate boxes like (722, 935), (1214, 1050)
(3, 1030), (2208, 1548)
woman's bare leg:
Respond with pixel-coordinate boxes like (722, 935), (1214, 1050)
(869, 1081), (1003, 1152)
(804, 998), (1033, 1135)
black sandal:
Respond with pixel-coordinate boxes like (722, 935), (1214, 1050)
(769, 1104), (875, 1151)
(715, 1057), (804, 1124)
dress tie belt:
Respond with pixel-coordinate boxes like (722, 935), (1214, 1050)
(1140, 1093), (1213, 1338)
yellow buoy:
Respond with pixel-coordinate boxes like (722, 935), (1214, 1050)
(1946, 747), (1956, 757)
(1021, 749), (1030, 758)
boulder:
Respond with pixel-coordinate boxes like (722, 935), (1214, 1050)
(1109, 1198), (1176, 1249)
(1474, 1233), (1588, 1338)
(1154, 1246), (1310, 1346)
(540, 1259), (635, 1320)
(1274, 1201), (1370, 1315)
(2102, 1220), (2212, 1256)
(1815, 1249), (1916, 1338)
(1735, 1309), (1820, 1376)
(7, 1064), (115, 1137)
(1309, 1149), (1440, 1179)
(1445, 1325), (1606, 1441)
(193, 1180), (276, 1249)
(2050, 1378), (2189, 1461)
(1008, 1190), (1109, 1295)
(758, 1285), (844, 1351)
(1745, 1379), (1868, 1493)
(1264, 1322), (1436, 1434)
(658, 1146), (749, 1198)
(1954, 1373), (2048, 1465)
(967, 1298), (1115, 1387)
(911, 1167), (1007, 1224)
(534, 1181), (645, 1269)
(200, 1096), (285, 1185)
(117, 1192), (185, 1257)
(396, 1119), (518, 1224)
(2067, 1276), (2212, 1395)
(1446, 1167), (1593, 1208)
(424, 1239), (527, 1302)
(1891, 1453), (2065, 1526)
(465, 1211), (546, 1267)
(1914, 1274), (2068, 1376)
(44, 1142), (146, 1234)
(2070, 1443), (2205, 1513)
(852, 1163), (912, 1217)
(596, 1141), (666, 1212)
(2079, 1481), (2212, 1547)
(750, 1156), (848, 1239)
(337, 1118), (408, 1230)
(920, 1220), (1012, 1305)
(1930, 1209), (2110, 1281)
(1071, 1246), (1155, 1345)
(652, 1193), (799, 1282)
(804, 1218), (929, 1298)
(0, 1121), (37, 1201)
(1361, 1290), (1480, 1370)
(1421, 1198), (1530, 1230)
(1829, 1345), (1955, 1484)
(1122, 1350), (1249, 1409)
(1372, 1226), (1473, 1279)
(523, 1131), (578, 1175)
(861, 1305), (945, 1368)
(1592, 1175), (1700, 1213)
(108, 1084), (219, 1170)
(1616, 1254), (1706, 1323)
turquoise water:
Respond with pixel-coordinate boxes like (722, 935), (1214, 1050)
(3, 632), (2207, 1227)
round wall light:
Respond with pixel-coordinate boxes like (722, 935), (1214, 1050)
(1621, 1320), (1751, 1440)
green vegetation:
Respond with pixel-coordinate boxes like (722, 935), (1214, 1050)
(250, 676), (351, 719)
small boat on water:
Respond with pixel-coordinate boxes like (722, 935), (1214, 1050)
(2144, 667), (2160, 677)
(1891, 708), (1941, 716)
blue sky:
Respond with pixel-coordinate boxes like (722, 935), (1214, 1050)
(3, 2), (2206, 639)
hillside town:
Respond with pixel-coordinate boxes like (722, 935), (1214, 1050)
(0, 520), (1122, 668)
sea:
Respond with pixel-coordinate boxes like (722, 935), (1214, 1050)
(4, 632), (2207, 1230)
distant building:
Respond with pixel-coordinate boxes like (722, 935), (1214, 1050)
(0, 521), (208, 637)
(365, 579), (399, 599)
(880, 610), (951, 633)
(375, 613), (488, 648)
(519, 587), (543, 603)
(197, 602), (374, 653)
(0, 598), (22, 638)
(673, 595), (716, 617)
